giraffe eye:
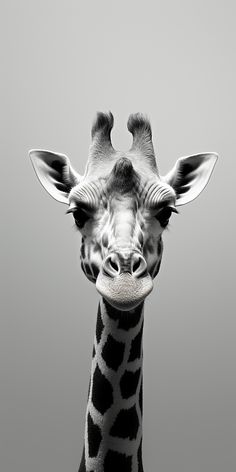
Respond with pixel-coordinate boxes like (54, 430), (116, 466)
(156, 207), (174, 228)
(73, 208), (91, 229)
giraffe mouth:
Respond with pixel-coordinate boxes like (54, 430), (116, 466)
(96, 272), (153, 311)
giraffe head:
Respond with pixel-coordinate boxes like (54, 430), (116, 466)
(30, 112), (217, 310)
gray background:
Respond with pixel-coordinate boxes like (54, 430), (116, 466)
(1, 1), (235, 471)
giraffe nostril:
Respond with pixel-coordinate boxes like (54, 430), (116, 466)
(110, 259), (119, 273)
(103, 253), (147, 278)
(133, 259), (141, 273)
(103, 254), (120, 277)
(132, 254), (147, 278)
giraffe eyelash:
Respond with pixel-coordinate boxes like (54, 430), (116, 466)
(169, 206), (179, 214)
(66, 206), (77, 214)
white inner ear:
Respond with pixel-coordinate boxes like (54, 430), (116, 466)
(29, 149), (81, 204)
(164, 152), (218, 206)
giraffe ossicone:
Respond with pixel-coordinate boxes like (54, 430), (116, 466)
(30, 112), (218, 472)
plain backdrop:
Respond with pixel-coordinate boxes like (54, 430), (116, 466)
(1, 1), (235, 471)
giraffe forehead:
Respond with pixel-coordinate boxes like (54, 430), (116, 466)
(70, 159), (175, 208)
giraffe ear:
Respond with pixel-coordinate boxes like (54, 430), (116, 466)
(29, 149), (81, 204)
(164, 152), (218, 206)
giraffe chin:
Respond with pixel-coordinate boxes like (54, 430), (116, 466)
(96, 272), (153, 311)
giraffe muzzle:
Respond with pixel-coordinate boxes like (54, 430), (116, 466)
(96, 253), (153, 310)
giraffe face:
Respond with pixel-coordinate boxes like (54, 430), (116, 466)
(30, 112), (218, 310)
(68, 156), (177, 309)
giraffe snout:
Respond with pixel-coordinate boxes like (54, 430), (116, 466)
(102, 252), (148, 278)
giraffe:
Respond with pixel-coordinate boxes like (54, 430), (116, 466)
(29, 112), (217, 472)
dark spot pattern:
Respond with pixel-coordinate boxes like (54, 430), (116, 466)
(81, 242), (85, 259)
(96, 305), (104, 344)
(110, 406), (139, 440)
(84, 263), (92, 276)
(91, 263), (99, 278)
(128, 324), (143, 361)
(139, 381), (143, 415)
(137, 439), (144, 472)
(92, 345), (95, 358)
(104, 300), (143, 330)
(102, 335), (125, 371)
(157, 238), (163, 255)
(120, 369), (141, 399)
(87, 413), (102, 457)
(104, 450), (132, 472)
(92, 365), (113, 414)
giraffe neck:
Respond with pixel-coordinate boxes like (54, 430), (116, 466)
(79, 298), (144, 472)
